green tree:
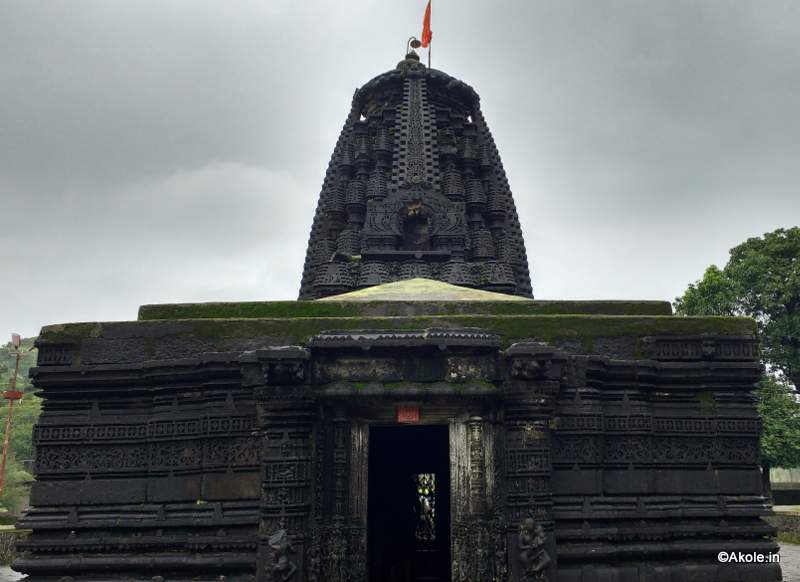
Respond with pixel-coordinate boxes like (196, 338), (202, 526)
(675, 227), (800, 470)
(0, 337), (40, 461)
(673, 265), (737, 317)
(756, 377), (800, 469)
(6, 395), (41, 463)
(0, 459), (32, 513)
(675, 227), (800, 388)
(0, 337), (40, 514)
(0, 337), (36, 391)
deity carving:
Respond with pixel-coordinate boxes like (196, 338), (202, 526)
(518, 515), (550, 582)
(511, 358), (552, 381)
(266, 529), (297, 582)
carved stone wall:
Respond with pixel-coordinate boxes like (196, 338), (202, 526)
(18, 328), (779, 581)
(551, 335), (779, 582)
(17, 354), (260, 579)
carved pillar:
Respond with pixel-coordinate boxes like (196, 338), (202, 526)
(349, 422), (369, 581)
(313, 411), (367, 582)
(450, 416), (495, 582)
(503, 342), (564, 582)
(324, 414), (352, 582)
(244, 348), (313, 582)
(468, 418), (487, 516)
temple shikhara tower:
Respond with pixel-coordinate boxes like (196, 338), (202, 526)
(17, 52), (780, 582)
(300, 51), (531, 300)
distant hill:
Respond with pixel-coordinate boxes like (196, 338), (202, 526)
(0, 337), (40, 514)
(0, 337), (37, 391)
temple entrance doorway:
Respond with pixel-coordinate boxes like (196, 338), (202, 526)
(367, 425), (451, 582)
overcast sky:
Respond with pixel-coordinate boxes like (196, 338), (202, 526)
(2, 1), (799, 338)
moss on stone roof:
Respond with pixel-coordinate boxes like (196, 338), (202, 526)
(42, 314), (756, 354)
(138, 281), (673, 320)
(317, 278), (531, 302)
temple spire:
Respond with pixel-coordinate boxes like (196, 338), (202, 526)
(299, 58), (532, 299)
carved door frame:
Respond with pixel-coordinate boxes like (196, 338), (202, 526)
(328, 405), (502, 582)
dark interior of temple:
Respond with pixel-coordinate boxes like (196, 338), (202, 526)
(368, 425), (451, 582)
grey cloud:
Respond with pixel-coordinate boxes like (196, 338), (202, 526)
(2, 0), (799, 336)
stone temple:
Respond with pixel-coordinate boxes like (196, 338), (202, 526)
(17, 51), (779, 581)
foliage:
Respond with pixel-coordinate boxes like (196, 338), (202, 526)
(675, 227), (800, 388)
(756, 377), (800, 469)
(673, 265), (737, 317)
(675, 227), (800, 469)
(0, 337), (37, 391)
(0, 336), (41, 461)
(777, 531), (800, 546)
(5, 395), (41, 464)
(0, 460), (32, 512)
(0, 337), (40, 513)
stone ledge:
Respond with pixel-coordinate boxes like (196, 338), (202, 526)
(36, 315), (757, 366)
(137, 299), (674, 320)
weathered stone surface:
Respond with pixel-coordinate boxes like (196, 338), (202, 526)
(298, 56), (532, 299)
(37, 314), (756, 368)
(138, 295), (675, 320)
(16, 313), (778, 581)
(15, 55), (779, 581)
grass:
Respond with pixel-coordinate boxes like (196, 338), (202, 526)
(778, 531), (800, 545)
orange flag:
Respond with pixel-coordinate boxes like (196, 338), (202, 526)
(421, 0), (432, 48)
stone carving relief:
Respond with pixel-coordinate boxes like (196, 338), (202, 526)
(299, 58), (533, 299)
(264, 362), (305, 386)
(510, 358), (552, 381)
(265, 529), (297, 582)
(518, 514), (550, 582)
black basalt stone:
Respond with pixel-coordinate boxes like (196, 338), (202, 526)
(298, 59), (533, 299)
(15, 56), (780, 582)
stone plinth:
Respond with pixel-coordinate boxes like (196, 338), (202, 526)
(15, 287), (779, 581)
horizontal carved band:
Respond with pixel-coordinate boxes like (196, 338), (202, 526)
(34, 416), (256, 443)
(35, 437), (260, 474)
(553, 416), (759, 434)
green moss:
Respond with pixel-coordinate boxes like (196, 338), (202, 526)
(40, 314), (757, 349)
(181, 314), (755, 348)
(138, 301), (364, 321)
(329, 380), (497, 392)
(778, 531), (800, 545)
(38, 323), (101, 343)
(143, 336), (156, 359)
(697, 390), (717, 414)
(317, 279), (533, 302)
(138, 299), (674, 321)
(470, 379), (498, 390)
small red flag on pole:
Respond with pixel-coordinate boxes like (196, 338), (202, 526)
(421, 0), (432, 48)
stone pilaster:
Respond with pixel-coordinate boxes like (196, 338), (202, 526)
(245, 348), (313, 582)
(503, 342), (565, 582)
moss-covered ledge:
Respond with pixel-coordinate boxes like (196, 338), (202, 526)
(37, 314), (756, 366)
(138, 299), (673, 320)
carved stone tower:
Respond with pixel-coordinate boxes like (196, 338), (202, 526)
(299, 51), (532, 299)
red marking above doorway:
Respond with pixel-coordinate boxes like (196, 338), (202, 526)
(397, 405), (421, 424)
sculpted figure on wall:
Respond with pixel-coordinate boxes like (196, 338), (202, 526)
(518, 514), (550, 582)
